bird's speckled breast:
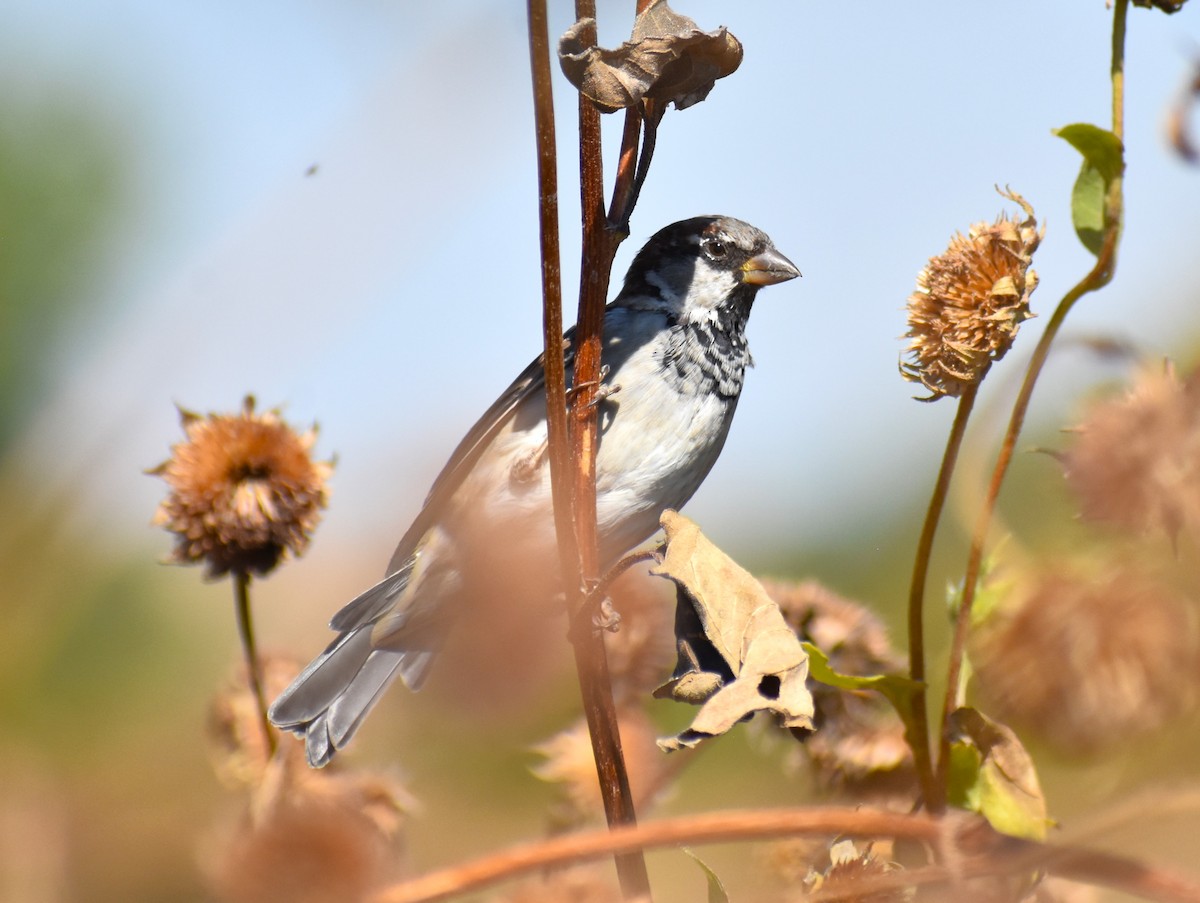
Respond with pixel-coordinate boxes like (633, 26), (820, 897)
(592, 308), (743, 560)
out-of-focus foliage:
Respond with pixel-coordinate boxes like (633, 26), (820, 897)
(0, 96), (124, 452)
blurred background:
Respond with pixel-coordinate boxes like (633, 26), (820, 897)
(2, 1), (1200, 900)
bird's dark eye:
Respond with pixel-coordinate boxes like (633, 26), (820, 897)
(705, 238), (728, 259)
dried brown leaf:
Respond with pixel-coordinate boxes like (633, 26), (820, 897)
(558, 0), (742, 114)
(946, 707), (1049, 841)
(652, 511), (814, 751)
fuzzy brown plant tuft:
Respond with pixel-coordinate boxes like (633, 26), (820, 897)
(763, 578), (914, 795)
(532, 707), (673, 827)
(202, 754), (412, 903)
(970, 561), (1200, 755)
(208, 655), (304, 788)
(802, 839), (911, 903)
(1062, 361), (1200, 544)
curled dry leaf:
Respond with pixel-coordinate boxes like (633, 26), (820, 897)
(652, 511), (814, 751)
(558, 0), (743, 114)
(946, 707), (1049, 842)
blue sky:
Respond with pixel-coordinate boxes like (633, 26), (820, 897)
(6, 0), (1200, 573)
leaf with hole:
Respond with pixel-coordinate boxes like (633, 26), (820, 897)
(652, 511), (814, 751)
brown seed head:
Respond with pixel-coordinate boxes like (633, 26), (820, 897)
(208, 655), (305, 788)
(202, 761), (411, 903)
(803, 840), (910, 903)
(150, 396), (332, 578)
(532, 707), (671, 827)
(970, 562), (1200, 756)
(902, 188), (1041, 400)
(602, 568), (676, 703)
(763, 579), (913, 796)
(1063, 361), (1200, 542)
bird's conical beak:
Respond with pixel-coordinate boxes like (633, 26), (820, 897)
(741, 247), (801, 286)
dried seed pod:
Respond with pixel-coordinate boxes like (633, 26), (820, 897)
(150, 396), (332, 578)
(902, 189), (1041, 400)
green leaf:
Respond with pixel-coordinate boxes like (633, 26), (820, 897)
(682, 848), (729, 903)
(1054, 123), (1124, 257)
(946, 546), (1014, 629)
(946, 707), (1050, 841)
(803, 642), (922, 719)
(1053, 123), (1124, 182)
(1070, 164), (1107, 256)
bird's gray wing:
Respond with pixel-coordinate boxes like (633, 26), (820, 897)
(327, 336), (575, 634)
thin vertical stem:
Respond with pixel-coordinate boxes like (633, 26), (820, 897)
(905, 383), (978, 813)
(529, 0), (649, 897)
(607, 107), (643, 234)
(233, 570), (275, 758)
(570, 1), (650, 890)
(527, 0), (575, 586)
(935, 0), (1128, 791)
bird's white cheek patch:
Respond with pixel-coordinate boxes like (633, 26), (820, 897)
(683, 265), (738, 323)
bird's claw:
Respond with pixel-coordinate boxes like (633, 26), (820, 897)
(568, 365), (620, 411)
(592, 596), (621, 632)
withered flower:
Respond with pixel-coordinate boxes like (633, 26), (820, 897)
(803, 840), (911, 903)
(901, 189), (1041, 401)
(559, 0), (742, 114)
(532, 707), (671, 826)
(763, 579), (913, 795)
(970, 562), (1200, 756)
(1063, 361), (1200, 543)
(202, 759), (411, 903)
(208, 655), (305, 788)
(602, 567), (676, 703)
(150, 396), (332, 578)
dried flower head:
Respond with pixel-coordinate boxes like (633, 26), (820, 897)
(1063, 361), (1200, 543)
(803, 840), (911, 903)
(150, 396), (332, 577)
(208, 655), (305, 788)
(532, 707), (671, 827)
(970, 562), (1200, 756)
(901, 189), (1041, 400)
(763, 579), (913, 794)
(202, 765), (410, 903)
(602, 567), (676, 702)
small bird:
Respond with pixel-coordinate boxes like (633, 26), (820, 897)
(270, 215), (799, 766)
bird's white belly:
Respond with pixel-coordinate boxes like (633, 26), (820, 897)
(593, 347), (736, 559)
(452, 332), (737, 569)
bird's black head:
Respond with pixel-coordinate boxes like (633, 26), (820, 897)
(617, 215), (800, 324)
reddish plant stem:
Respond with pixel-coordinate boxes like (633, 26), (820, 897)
(607, 106), (643, 234)
(527, 2), (646, 897)
(370, 806), (1200, 903)
(566, 5), (650, 900)
(904, 383), (977, 813)
(233, 570), (275, 758)
(934, 0), (1127, 792)
(371, 807), (942, 903)
(526, 0), (575, 582)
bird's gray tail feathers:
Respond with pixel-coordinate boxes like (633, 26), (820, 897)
(269, 566), (435, 768)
